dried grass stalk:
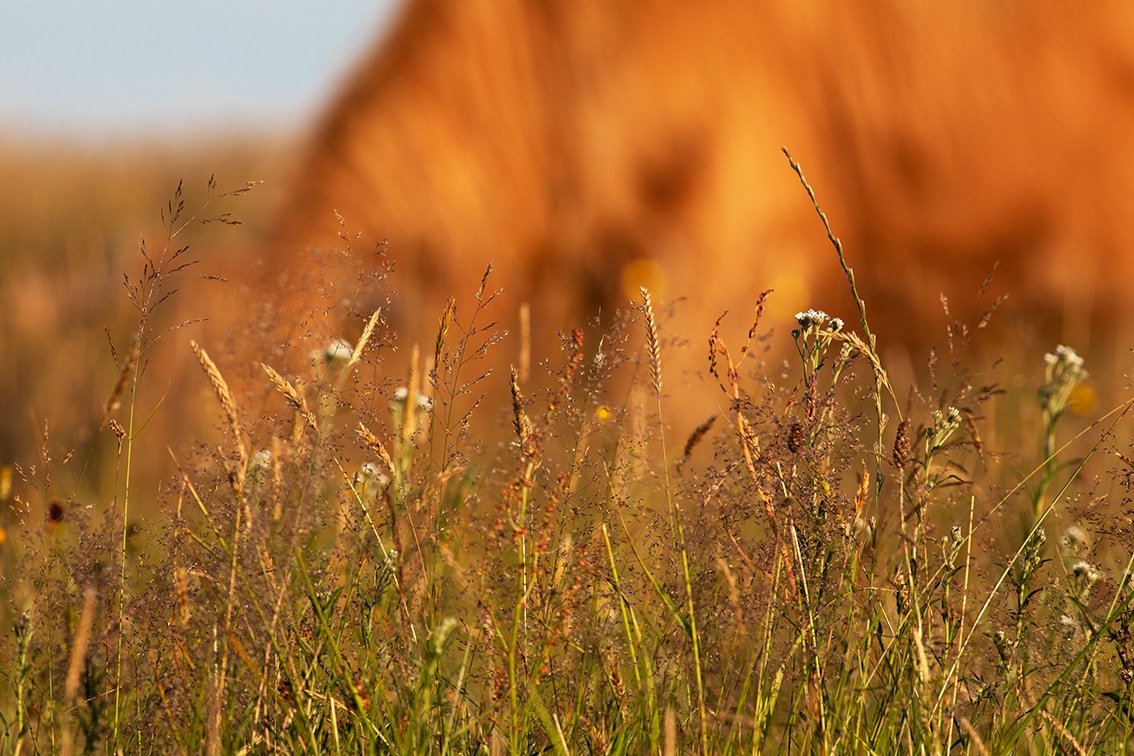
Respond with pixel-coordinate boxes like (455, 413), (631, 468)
(357, 421), (396, 478)
(191, 340), (248, 471)
(639, 287), (662, 393)
(434, 297), (455, 371)
(510, 366), (535, 454)
(262, 363), (319, 434)
(347, 307), (382, 373)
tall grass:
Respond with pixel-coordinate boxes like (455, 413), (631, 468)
(3, 160), (1134, 754)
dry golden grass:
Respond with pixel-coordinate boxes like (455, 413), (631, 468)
(0, 133), (281, 510)
(1, 128), (1134, 753)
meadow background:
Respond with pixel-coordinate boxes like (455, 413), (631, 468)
(3, 3), (1134, 754)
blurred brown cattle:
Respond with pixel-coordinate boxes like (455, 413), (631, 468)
(261, 0), (1134, 398)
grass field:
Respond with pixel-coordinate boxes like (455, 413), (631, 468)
(2, 136), (1134, 754)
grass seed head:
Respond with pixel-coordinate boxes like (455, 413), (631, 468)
(639, 287), (662, 393)
(510, 366), (536, 457)
(892, 419), (912, 470)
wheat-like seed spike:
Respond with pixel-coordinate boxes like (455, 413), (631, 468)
(835, 330), (902, 419)
(357, 421), (396, 477)
(962, 408), (984, 460)
(347, 307), (382, 372)
(510, 365), (534, 449)
(434, 297), (455, 370)
(191, 340), (247, 469)
(262, 363), (319, 433)
(639, 287), (662, 393)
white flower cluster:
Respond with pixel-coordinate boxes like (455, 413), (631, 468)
(392, 385), (433, 413)
(310, 338), (354, 366)
(354, 461), (391, 502)
(926, 406), (963, 451)
(794, 309), (844, 332)
(1044, 344), (1085, 371)
(1041, 344), (1088, 418)
(1070, 560), (1103, 598)
(250, 449), (273, 471)
(792, 308), (847, 381)
(1062, 525), (1089, 552)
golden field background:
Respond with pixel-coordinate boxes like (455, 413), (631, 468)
(4, 3), (1134, 749)
(2, 117), (1131, 575)
(0, 134), (283, 513)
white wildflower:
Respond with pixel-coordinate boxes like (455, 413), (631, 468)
(794, 309), (832, 330)
(1062, 525), (1089, 552)
(250, 448), (273, 471)
(326, 338), (354, 362)
(391, 386), (433, 414)
(1071, 560), (1102, 589)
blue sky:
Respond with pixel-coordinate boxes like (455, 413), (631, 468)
(0, 0), (401, 140)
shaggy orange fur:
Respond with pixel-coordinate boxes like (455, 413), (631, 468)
(262, 0), (1134, 388)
